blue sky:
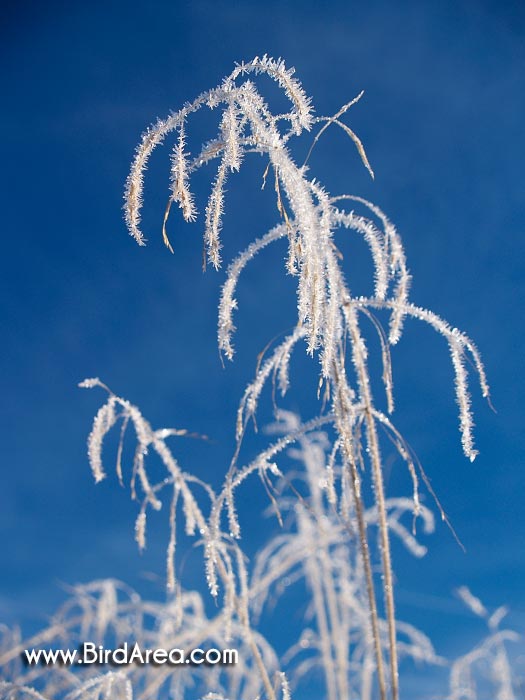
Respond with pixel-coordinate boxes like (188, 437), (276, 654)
(1, 0), (524, 694)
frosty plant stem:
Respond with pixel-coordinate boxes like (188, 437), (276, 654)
(121, 56), (490, 699)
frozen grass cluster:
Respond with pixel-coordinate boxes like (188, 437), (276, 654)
(0, 57), (519, 700)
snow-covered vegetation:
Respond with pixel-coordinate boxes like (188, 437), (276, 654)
(0, 57), (519, 700)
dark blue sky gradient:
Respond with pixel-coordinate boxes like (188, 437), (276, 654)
(1, 0), (524, 692)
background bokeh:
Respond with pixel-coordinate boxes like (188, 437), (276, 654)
(1, 0), (524, 695)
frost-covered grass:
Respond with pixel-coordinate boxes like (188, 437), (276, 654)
(0, 57), (519, 700)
